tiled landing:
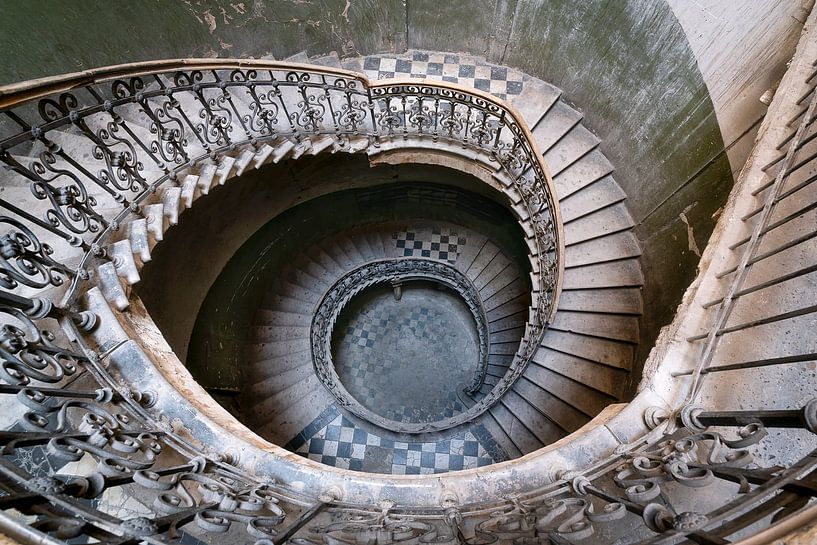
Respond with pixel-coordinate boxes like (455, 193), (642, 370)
(360, 51), (526, 101)
(287, 405), (505, 474)
(332, 284), (478, 423)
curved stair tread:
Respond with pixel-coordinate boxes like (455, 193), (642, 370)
(253, 310), (312, 327)
(250, 324), (312, 344)
(247, 337), (312, 362)
(244, 349), (313, 382)
(562, 203), (637, 245)
(511, 377), (591, 433)
(563, 260), (644, 290)
(541, 329), (633, 370)
(481, 409), (523, 459)
(558, 175), (628, 222)
(531, 101), (583, 153)
(489, 401), (544, 454)
(520, 364), (615, 418)
(465, 241), (502, 281)
(490, 326), (527, 344)
(479, 262), (521, 299)
(499, 389), (564, 446)
(508, 77), (561, 127)
(246, 361), (315, 399)
(532, 346), (627, 400)
(489, 310), (530, 331)
(564, 231), (642, 267)
(483, 278), (528, 311)
(549, 310), (640, 344)
(543, 124), (601, 177)
(552, 148), (615, 200)
(557, 287), (643, 315)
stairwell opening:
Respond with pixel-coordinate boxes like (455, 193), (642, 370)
(331, 280), (481, 425)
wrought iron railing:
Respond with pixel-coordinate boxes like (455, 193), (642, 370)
(0, 60), (561, 412)
(0, 55), (815, 545)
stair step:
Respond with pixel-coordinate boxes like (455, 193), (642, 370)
(532, 100), (583, 153)
(466, 241), (501, 281)
(532, 347), (627, 399)
(563, 203), (636, 245)
(501, 388), (565, 445)
(563, 260), (644, 289)
(247, 350), (313, 380)
(508, 78), (561, 128)
(247, 361), (315, 397)
(521, 365), (612, 418)
(564, 232), (642, 267)
(559, 175), (627, 222)
(553, 149), (615, 201)
(250, 325), (311, 343)
(489, 402), (543, 454)
(247, 338), (312, 362)
(513, 377), (589, 432)
(480, 409), (523, 459)
(550, 310), (639, 343)
(254, 309), (312, 327)
(542, 124), (600, 176)
(542, 329), (633, 370)
(558, 288), (643, 315)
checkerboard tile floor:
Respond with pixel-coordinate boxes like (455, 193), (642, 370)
(394, 227), (466, 263)
(362, 51), (525, 101)
(293, 409), (498, 474)
(333, 286), (476, 423)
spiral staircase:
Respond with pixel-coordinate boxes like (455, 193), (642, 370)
(0, 7), (816, 545)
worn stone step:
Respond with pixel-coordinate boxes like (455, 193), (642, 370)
(512, 376), (589, 432)
(553, 148), (615, 201)
(532, 346), (627, 399)
(558, 288), (643, 315)
(250, 325), (312, 343)
(558, 175), (627, 222)
(541, 329), (633, 370)
(508, 78), (561, 128)
(247, 338), (312, 361)
(550, 310), (640, 343)
(531, 100), (583, 153)
(500, 388), (564, 446)
(563, 203), (636, 246)
(254, 309), (313, 327)
(522, 364), (613, 418)
(489, 401), (543, 454)
(246, 349), (313, 381)
(563, 259), (644, 289)
(543, 124), (600, 177)
(565, 232), (642, 268)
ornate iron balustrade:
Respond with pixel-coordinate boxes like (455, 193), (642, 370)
(310, 258), (493, 434)
(0, 60), (561, 421)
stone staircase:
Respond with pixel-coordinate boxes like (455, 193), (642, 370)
(0, 49), (643, 471)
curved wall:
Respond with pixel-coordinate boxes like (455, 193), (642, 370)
(1, 0), (808, 386)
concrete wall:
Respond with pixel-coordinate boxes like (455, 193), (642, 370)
(0, 0), (809, 373)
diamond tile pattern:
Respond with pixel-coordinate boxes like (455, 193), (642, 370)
(394, 227), (466, 263)
(333, 286), (477, 423)
(292, 407), (499, 474)
(362, 51), (525, 101)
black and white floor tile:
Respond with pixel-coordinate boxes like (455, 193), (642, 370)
(394, 227), (466, 263)
(333, 286), (476, 423)
(362, 51), (525, 101)
(288, 405), (504, 474)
